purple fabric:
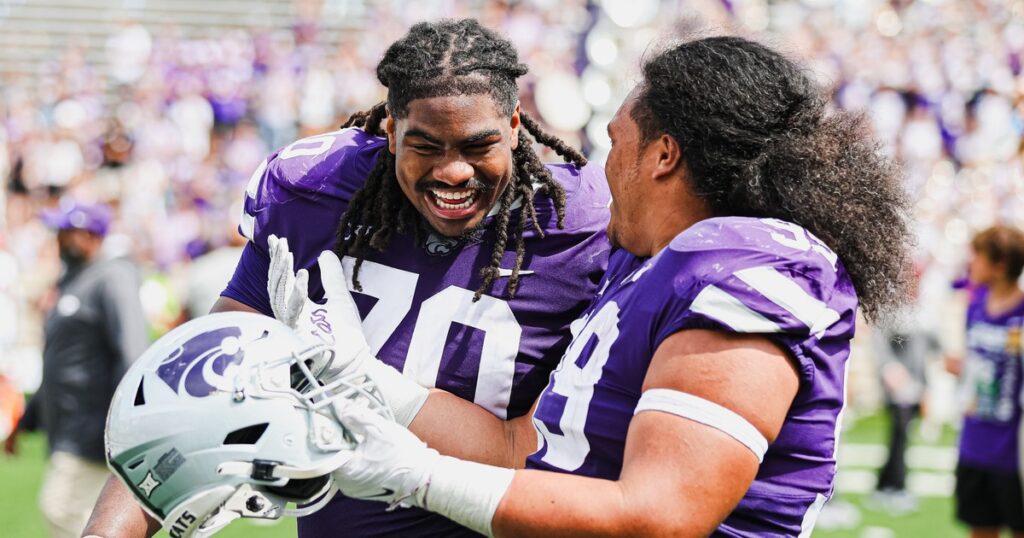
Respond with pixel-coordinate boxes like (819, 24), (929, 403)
(41, 201), (113, 236)
(222, 127), (612, 537)
(958, 288), (1024, 472)
(527, 217), (859, 536)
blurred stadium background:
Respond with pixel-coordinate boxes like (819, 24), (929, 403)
(1, 0), (1022, 536)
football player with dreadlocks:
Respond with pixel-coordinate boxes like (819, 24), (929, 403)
(84, 18), (610, 538)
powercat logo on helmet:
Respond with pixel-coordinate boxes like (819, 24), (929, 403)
(157, 327), (245, 397)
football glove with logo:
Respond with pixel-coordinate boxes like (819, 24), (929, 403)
(265, 235), (429, 426)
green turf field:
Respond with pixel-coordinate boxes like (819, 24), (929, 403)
(0, 432), (293, 537)
(0, 411), (972, 537)
(816, 411), (967, 538)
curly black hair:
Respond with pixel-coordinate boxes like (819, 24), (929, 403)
(631, 36), (912, 322)
(335, 19), (587, 300)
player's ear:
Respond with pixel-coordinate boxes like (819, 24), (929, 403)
(386, 108), (397, 155)
(509, 102), (521, 151)
(652, 134), (683, 181)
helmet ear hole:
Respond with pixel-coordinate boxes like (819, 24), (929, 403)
(133, 378), (146, 406)
(223, 423), (270, 445)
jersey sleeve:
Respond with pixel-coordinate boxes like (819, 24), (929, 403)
(221, 128), (386, 313)
(648, 218), (858, 380)
(221, 243), (274, 315)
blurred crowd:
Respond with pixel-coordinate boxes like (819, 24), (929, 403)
(1, 0), (1023, 399)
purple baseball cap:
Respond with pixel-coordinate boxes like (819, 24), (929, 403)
(41, 202), (112, 236)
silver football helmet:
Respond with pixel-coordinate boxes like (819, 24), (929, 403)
(105, 311), (391, 537)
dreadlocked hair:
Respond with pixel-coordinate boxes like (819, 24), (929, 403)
(632, 36), (913, 323)
(334, 19), (587, 301)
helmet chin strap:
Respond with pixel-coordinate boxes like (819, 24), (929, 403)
(282, 483), (339, 517)
(216, 445), (354, 481)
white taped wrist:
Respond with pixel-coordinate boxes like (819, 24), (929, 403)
(634, 388), (769, 462)
(420, 456), (515, 537)
(363, 358), (429, 427)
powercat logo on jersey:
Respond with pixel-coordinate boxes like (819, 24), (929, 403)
(168, 510), (197, 538)
(157, 327), (246, 397)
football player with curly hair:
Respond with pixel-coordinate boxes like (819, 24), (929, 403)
(318, 35), (913, 537)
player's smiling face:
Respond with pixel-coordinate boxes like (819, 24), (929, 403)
(387, 94), (520, 238)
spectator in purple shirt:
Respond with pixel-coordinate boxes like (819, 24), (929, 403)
(953, 225), (1024, 538)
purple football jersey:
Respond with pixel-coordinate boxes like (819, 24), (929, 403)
(958, 288), (1024, 472)
(527, 217), (858, 536)
(222, 128), (611, 537)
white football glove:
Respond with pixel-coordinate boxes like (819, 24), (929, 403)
(333, 404), (514, 538)
(267, 234), (308, 329)
(331, 403), (438, 507)
(265, 235), (429, 426)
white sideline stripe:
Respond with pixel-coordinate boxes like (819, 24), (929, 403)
(834, 469), (955, 497)
(837, 443), (957, 471)
(734, 266), (840, 335)
(690, 285), (781, 333)
(635, 389), (768, 462)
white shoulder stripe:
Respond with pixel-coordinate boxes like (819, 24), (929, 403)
(690, 285), (781, 333)
(635, 388), (769, 462)
(240, 212), (255, 242)
(245, 158), (268, 198)
(734, 267), (840, 336)
(239, 159), (267, 242)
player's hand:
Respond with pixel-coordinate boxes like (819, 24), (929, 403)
(267, 234), (308, 329)
(331, 401), (515, 537)
(302, 250), (377, 380)
(313, 251), (429, 426)
(266, 235), (375, 379)
(331, 403), (438, 509)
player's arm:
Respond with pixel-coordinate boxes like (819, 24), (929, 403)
(82, 477), (163, 537)
(210, 295), (262, 314)
(332, 328), (799, 537)
(491, 329), (798, 536)
(81, 297), (262, 538)
(410, 391), (539, 468)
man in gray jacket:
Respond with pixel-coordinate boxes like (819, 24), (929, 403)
(5, 201), (148, 538)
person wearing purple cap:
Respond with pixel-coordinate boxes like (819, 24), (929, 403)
(5, 201), (148, 538)
(39, 203), (113, 264)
